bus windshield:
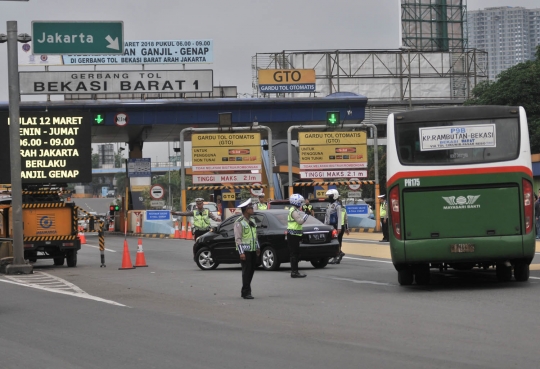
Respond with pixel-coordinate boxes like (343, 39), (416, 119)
(395, 117), (520, 165)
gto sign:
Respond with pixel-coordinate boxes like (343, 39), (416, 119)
(258, 69), (315, 93)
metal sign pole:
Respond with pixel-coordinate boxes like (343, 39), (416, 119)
(5, 21), (32, 274)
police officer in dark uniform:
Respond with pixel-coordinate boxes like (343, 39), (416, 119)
(234, 199), (260, 299)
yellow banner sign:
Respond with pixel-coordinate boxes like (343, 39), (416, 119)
(299, 145), (367, 163)
(258, 69), (315, 85)
(192, 133), (260, 147)
(315, 190), (327, 198)
(299, 131), (367, 146)
(192, 146), (262, 166)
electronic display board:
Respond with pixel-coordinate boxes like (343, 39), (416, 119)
(0, 112), (92, 184)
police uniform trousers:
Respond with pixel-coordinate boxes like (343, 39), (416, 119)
(193, 229), (208, 254)
(240, 251), (257, 297)
(287, 234), (302, 272)
(338, 226), (345, 248)
(381, 219), (389, 241)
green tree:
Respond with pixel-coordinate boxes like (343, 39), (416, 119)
(465, 45), (540, 152)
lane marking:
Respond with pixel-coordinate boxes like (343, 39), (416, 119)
(325, 276), (395, 286)
(530, 277), (540, 280)
(0, 272), (127, 307)
(343, 256), (392, 264)
(83, 244), (116, 252)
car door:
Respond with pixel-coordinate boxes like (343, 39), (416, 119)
(211, 216), (238, 261)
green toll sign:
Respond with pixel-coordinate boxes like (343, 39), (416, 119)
(326, 111), (340, 127)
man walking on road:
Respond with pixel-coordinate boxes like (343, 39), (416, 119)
(235, 199), (260, 299)
(288, 194), (309, 278)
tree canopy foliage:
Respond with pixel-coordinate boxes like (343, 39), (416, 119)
(465, 46), (540, 152)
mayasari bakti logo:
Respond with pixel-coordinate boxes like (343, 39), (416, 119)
(442, 195), (481, 209)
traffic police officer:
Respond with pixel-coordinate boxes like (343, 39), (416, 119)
(288, 194), (309, 278)
(172, 197), (221, 254)
(256, 193), (268, 210)
(234, 199), (260, 299)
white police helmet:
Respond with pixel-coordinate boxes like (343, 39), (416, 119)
(325, 189), (339, 199)
(289, 194), (305, 207)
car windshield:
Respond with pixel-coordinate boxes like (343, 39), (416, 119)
(311, 201), (330, 210)
(269, 203), (290, 210)
(203, 204), (217, 212)
(273, 212), (324, 226)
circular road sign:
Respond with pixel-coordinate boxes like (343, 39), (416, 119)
(150, 184), (165, 200)
(250, 183), (263, 197)
(349, 178), (361, 191)
(114, 112), (129, 127)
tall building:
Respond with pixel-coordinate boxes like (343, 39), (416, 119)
(467, 6), (540, 79)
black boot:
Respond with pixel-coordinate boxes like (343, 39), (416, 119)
(290, 257), (306, 278)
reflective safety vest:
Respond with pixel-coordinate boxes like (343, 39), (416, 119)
(193, 209), (211, 230)
(257, 203), (267, 210)
(341, 208), (346, 223)
(380, 203), (387, 218)
(235, 216), (258, 253)
(287, 206), (303, 236)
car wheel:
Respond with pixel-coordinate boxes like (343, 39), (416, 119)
(261, 246), (280, 271)
(66, 250), (77, 267)
(398, 268), (414, 286)
(195, 247), (219, 270)
(310, 258), (328, 269)
(53, 257), (64, 266)
(513, 261), (529, 282)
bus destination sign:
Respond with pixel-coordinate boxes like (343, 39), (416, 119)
(0, 112), (92, 184)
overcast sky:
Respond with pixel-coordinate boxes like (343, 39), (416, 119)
(1, 0), (539, 161)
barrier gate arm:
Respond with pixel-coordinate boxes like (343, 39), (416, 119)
(180, 125), (274, 231)
(75, 206), (105, 266)
(287, 123), (381, 231)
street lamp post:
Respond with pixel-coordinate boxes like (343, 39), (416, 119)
(0, 21), (33, 274)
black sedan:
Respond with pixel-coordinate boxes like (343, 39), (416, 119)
(193, 209), (340, 271)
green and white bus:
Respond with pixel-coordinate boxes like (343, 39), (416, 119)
(386, 106), (535, 285)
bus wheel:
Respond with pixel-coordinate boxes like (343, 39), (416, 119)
(414, 264), (430, 285)
(513, 262), (529, 282)
(495, 263), (512, 282)
(398, 269), (414, 286)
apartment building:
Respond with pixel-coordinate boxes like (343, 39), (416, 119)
(467, 6), (540, 79)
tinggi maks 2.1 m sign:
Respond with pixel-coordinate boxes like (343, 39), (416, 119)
(0, 112), (92, 184)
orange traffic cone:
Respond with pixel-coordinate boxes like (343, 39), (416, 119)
(136, 215), (142, 234)
(78, 231), (86, 244)
(118, 239), (135, 270)
(134, 238), (148, 267)
(174, 221), (181, 239)
(180, 222), (186, 239)
(186, 222), (194, 240)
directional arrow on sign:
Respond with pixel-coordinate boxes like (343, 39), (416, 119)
(105, 35), (119, 50)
